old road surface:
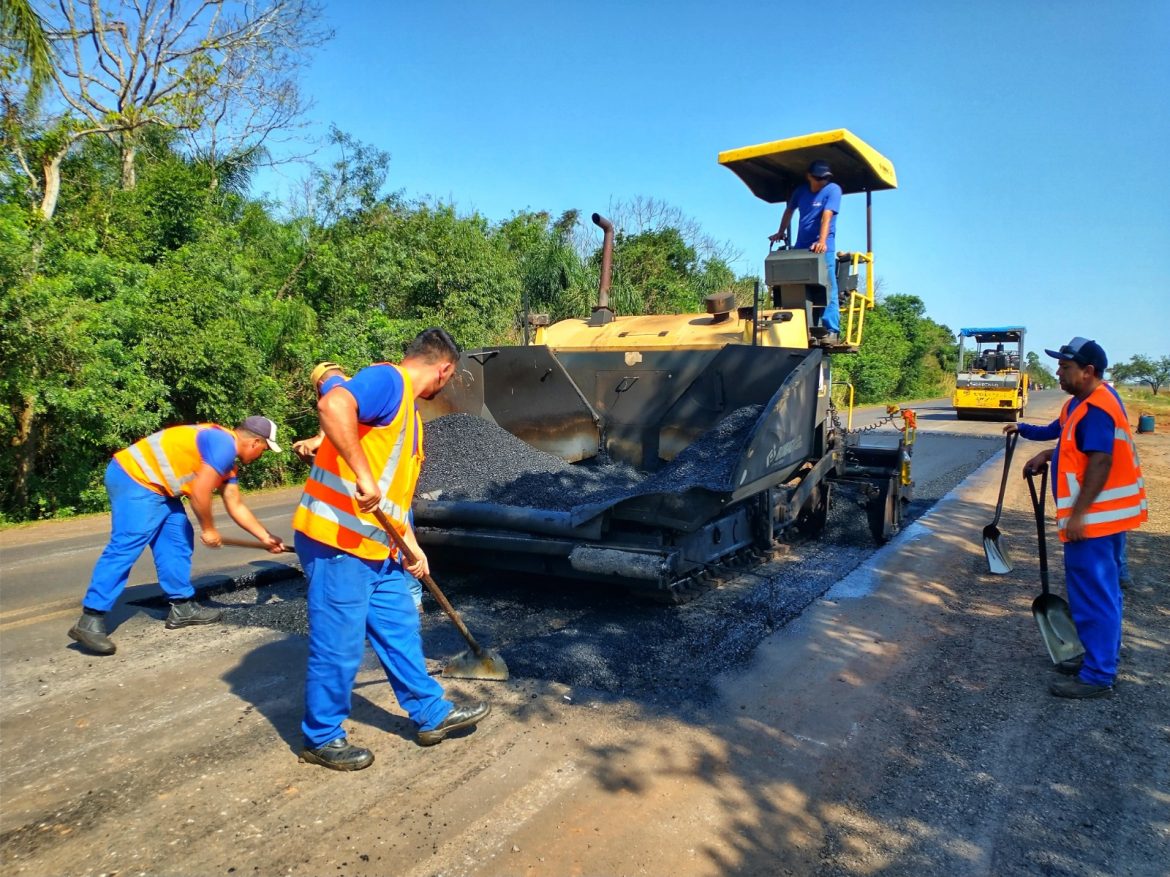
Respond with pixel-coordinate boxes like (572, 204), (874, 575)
(2, 390), (1167, 877)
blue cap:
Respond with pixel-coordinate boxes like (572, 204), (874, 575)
(1044, 336), (1108, 374)
(807, 160), (833, 179)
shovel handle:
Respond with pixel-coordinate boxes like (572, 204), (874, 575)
(1025, 467), (1050, 597)
(370, 507), (488, 658)
(218, 536), (295, 553)
(989, 431), (1018, 528)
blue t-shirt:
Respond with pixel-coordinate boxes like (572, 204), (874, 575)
(195, 427), (238, 484)
(338, 364), (406, 426)
(791, 181), (843, 250)
(319, 373), (347, 396)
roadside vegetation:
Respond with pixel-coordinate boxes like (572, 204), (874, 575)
(2, 1), (956, 523)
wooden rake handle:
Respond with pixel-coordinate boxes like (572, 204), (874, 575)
(218, 536), (295, 553)
(371, 507), (488, 658)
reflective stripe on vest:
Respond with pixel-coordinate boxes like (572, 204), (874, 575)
(1054, 385), (1147, 541)
(292, 365), (424, 561)
(113, 424), (233, 497)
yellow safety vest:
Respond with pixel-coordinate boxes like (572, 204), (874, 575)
(113, 424), (237, 497)
(292, 365), (424, 560)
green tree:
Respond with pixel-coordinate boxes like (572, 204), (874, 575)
(1111, 354), (1170, 396)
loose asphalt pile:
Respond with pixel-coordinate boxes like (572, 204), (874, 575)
(417, 407), (763, 514)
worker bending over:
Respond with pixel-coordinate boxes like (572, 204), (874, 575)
(69, 416), (287, 655)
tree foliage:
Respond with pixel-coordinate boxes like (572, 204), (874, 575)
(1112, 354), (1170, 396)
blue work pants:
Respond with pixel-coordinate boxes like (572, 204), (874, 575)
(821, 251), (840, 334)
(1064, 533), (1124, 687)
(296, 533), (452, 748)
(83, 460), (195, 612)
(1118, 532), (1131, 583)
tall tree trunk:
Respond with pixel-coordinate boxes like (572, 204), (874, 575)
(11, 394), (37, 514)
(120, 144), (137, 189)
(39, 150), (63, 220)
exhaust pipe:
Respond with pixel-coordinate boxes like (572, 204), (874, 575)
(589, 213), (615, 326)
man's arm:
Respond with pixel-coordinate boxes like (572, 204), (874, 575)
(811, 209), (835, 254)
(291, 430), (326, 464)
(188, 463), (226, 547)
(1064, 451), (1112, 541)
(220, 483), (286, 553)
(769, 204), (796, 243)
(318, 387), (381, 512)
(1005, 419), (1060, 441)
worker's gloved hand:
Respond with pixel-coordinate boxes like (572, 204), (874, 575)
(201, 528), (223, 549)
(261, 533), (287, 554)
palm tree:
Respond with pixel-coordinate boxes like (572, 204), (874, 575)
(1, 0), (54, 95)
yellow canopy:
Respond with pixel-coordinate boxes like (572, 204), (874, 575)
(718, 129), (897, 203)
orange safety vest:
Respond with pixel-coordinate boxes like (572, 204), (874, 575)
(292, 365), (424, 561)
(1054, 384), (1147, 541)
(113, 424), (237, 497)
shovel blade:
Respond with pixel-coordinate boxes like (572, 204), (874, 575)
(982, 528), (1013, 575)
(441, 648), (510, 681)
(1031, 594), (1085, 664)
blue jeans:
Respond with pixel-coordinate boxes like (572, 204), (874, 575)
(821, 251), (840, 334)
(83, 460), (195, 611)
(296, 533), (452, 748)
(1064, 533), (1124, 687)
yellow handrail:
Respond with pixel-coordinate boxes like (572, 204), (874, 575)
(842, 251), (876, 347)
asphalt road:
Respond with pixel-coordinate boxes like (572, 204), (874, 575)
(0, 392), (1065, 633)
(15, 389), (1166, 877)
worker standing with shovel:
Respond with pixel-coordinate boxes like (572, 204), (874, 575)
(292, 328), (490, 771)
(1006, 337), (1147, 698)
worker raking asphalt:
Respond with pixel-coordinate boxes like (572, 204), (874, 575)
(417, 407), (764, 513)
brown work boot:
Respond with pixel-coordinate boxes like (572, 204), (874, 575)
(417, 702), (491, 746)
(68, 612), (116, 655)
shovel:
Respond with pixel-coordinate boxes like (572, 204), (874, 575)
(1026, 468), (1085, 665)
(372, 508), (509, 681)
(982, 431), (1017, 574)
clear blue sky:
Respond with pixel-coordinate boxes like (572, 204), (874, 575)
(257, 0), (1170, 364)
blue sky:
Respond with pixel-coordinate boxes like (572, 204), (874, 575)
(257, 0), (1170, 364)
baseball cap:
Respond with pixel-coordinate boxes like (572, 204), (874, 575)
(1044, 336), (1108, 373)
(240, 415), (282, 452)
(310, 361), (344, 387)
(807, 160), (833, 179)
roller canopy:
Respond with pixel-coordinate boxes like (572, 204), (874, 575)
(719, 129), (897, 203)
(959, 327), (1026, 342)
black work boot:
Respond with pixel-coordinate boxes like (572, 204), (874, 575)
(300, 737), (374, 771)
(417, 702), (491, 746)
(68, 611), (116, 655)
(165, 599), (222, 629)
(1049, 677), (1113, 699)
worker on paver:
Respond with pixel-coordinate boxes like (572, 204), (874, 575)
(294, 361), (426, 613)
(293, 328), (489, 771)
(68, 417), (287, 656)
(1005, 337), (1147, 698)
(292, 362), (349, 464)
(768, 159), (843, 343)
